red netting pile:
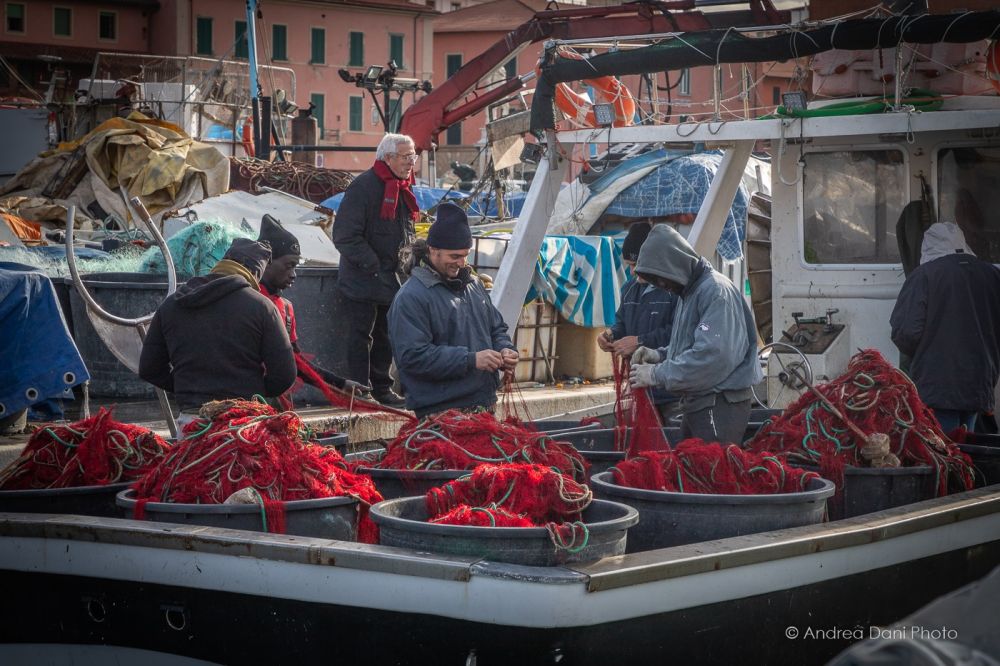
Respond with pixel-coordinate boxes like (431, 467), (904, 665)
(745, 349), (973, 499)
(280, 353), (417, 424)
(131, 399), (383, 542)
(0, 407), (171, 490)
(426, 463), (594, 551)
(613, 356), (669, 455)
(611, 439), (820, 494)
(373, 409), (590, 484)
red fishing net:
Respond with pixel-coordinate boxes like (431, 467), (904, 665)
(430, 505), (535, 528)
(374, 409), (590, 484)
(745, 349), (973, 498)
(0, 407), (171, 490)
(613, 355), (669, 455)
(611, 440), (820, 494)
(132, 399), (383, 542)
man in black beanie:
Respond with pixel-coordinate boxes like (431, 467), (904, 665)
(257, 215), (368, 401)
(388, 203), (518, 418)
(598, 222), (679, 419)
(139, 238), (296, 423)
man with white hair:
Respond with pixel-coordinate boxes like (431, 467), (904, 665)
(332, 133), (419, 407)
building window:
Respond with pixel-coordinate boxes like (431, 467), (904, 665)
(802, 150), (906, 265)
(235, 20), (248, 59)
(53, 6), (71, 37)
(349, 32), (364, 67)
(772, 86), (781, 106)
(348, 96), (363, 132)
(311, 27), (325, 64)
(310, 93), (325, 133)
(446, 123), (462, 145)
(389, 34), (404, 69)
(272, 24), (287, 61)
(387, 98), (401, 133)
(98, 10), (116, 40)
(451, 2), (460, 10)
(678, 68), (690, 96)
(6, 3), (25, 33)
(446, 53), (462, 78)
(504, 56), (517, 80)
(196, 17), (213, 55)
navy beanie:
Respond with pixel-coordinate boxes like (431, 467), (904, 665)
(224, 238), (272, 281)
(258, 214), (300, 259)
(427, 202), (472, 250)
(621, 222), (652, 261)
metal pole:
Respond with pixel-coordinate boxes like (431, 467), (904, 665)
(246, 0), (260, 100)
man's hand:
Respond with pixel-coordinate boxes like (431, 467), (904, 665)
(597, 329), (614, 352)
(501, 348), (519, 371)
(629, 363), (658, 389)
(475, 349), (504, 371)
(611, 335), (640, 357)
(632, 346), (662, 365)
(343, 379), (371, 393)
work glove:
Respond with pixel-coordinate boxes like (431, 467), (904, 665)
(343, 379), (371, 393)
(631, 346), (662, 365)
(629, 363), (658, 389)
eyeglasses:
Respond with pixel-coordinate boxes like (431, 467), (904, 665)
(392, 152), (418, 163)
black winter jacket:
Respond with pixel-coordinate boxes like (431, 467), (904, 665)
(388, 264), (514, 417)
(890, 253), (1000, 412)
(139, 274), (296, 410)
(609, 277), (678, 404)
(332, 167), (417, 305)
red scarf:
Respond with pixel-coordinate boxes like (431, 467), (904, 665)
(373, 159), (418, 221)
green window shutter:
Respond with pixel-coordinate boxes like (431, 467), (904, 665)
(349, 32), (364, 67)
(446, 54), (462, 78)
(53, 7), (71, 36)
(389, 34), (404, 69)
(272, 25), (287, 61)
(504, 56), (517, 79)
(99, 11), (116, 40)
(387, 98), (401, 133)
(196, 17), (213, 56)
(349, 96), (362, 132)
(310, 93), (325, 133)
(311, 28), (325, 64)
(7, 4), (25, 33)
(234, 20), (248, 59)
(446, 123), (461, 145)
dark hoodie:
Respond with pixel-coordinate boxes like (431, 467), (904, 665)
(139, 273), (296, 410)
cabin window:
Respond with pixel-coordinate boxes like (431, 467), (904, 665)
(937, 146), (1000, 263)
(234, 20), (248, 59)
(311, 28), (325, 64)
(678, 68), (690, 96)
(6, 3), (25, 33)
(389, 34), (404, 69)
(348, 95), (362, 132)
(196, 17), (213, 55)
(349, 31), (364, 67)
(272, 25), (287, 61)
(801, 149), (906, 265)
(99, 11), (116, 40)
(53, 6), (71, 37)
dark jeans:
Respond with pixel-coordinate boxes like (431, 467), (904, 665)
(341, 296), (393, 394)
(933, 409), (977, 435)
(680, 395), (752, 445)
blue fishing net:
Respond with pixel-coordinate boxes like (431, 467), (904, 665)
(139, 222), (253, 279)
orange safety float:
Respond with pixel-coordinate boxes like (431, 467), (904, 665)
(550, 47), (636, 128)
(987, 40), (1000, 94)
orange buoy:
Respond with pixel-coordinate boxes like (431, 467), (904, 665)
(987, 40), (1000, 94)
(550, 48), (636, 128)
(242, 118), (255, 157)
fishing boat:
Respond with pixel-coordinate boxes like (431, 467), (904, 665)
(3, 4), (1000, 665)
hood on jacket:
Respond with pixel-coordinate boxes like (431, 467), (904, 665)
(634, 224), (701, 287)
(175, 274), (250, 309)
(413, 262), (473, 292)
(920, 221), (975, 264)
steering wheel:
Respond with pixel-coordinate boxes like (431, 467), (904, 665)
(752, 342), (814, 409)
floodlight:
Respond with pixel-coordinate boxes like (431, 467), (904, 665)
(593, 102), (615, 127)
(363, 65), (383, 84)
(781, 91), (807, 112)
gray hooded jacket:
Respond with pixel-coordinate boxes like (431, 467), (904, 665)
(635, 224), (761, 411)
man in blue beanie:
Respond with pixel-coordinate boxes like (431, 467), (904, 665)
(388, 202), (518, 419)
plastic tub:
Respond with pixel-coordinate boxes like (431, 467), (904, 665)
(116, 488), (358, 540)
(958, 434), (1000, 488)
(371, 497), (638, 566)
(793, 464), (936, 520)
(357, 466), (468, 500)
(66, 273), (170, 398)
(590, 471), (834, 552)
(281, 267), (349, 378)
(313, 433), (349, 450)
(0, 481), (131, 518)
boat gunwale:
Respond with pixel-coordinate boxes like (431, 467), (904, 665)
(1, 486), (998, 590)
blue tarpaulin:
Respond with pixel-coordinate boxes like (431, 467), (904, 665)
(603, 151), (749, 261)
(320, 187), (529, 219)
(0, 265), (89, 416)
